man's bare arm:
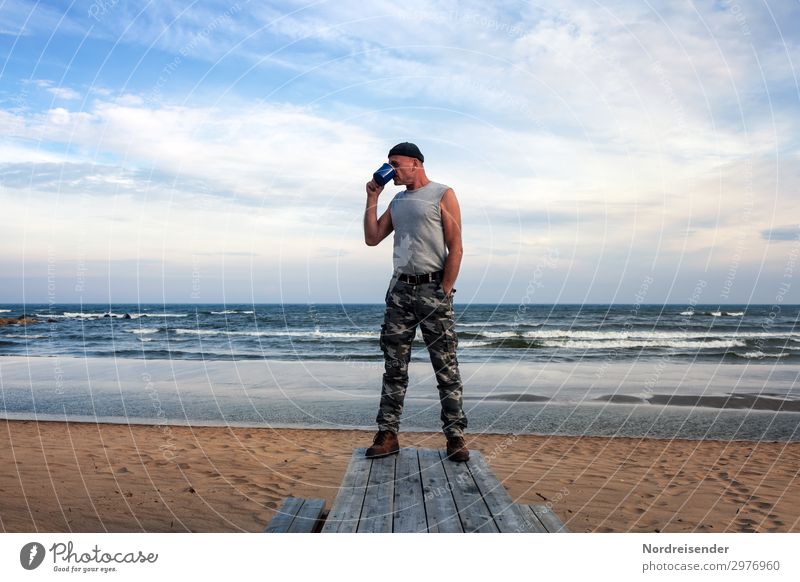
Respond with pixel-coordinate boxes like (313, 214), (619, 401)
(364, 179), (394, 246)
(440, 188), (463, 296)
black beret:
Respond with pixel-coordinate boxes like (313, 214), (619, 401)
(388, 142), (424, 163)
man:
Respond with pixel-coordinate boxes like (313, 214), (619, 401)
(363, 142), (469, 462)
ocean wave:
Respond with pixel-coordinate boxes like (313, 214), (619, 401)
(1, 333), (48, 339)
(129, 328), (160, 335)
(0, 309), (11, 313)
(145, 313), (189, 318)
(35, 311), (188, 320)
(460, 340), (496, 348)
(733, 351), (790, 359)
(173, 328), (378, 340)
(704, 311), (743, 317)
(681, 310), (742, 317)
(498, 329), (800, 341)
(457, 321), (541, 328)
(543, 339), (747, 350)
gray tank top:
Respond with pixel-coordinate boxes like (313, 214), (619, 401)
(389, 181), (450, 275)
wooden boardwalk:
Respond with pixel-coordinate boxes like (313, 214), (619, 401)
(320, 447), (568, 533)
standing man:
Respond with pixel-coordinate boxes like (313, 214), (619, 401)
(363, 142), (469, 462)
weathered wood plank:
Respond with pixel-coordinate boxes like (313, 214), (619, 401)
(392, 448), (427, 533)
(467, 451), (537, 533)
(515, 504), (549, 533)
(358, 453), (397, 532)
(264, 497), (304, 533)
(287, 498), (326, 533)
(321, 448), (372, 533)
(530, 504), (570, 533)
(439, 450), (497, 533)
(418, 448), (462, 533)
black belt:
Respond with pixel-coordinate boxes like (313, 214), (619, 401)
(397, 271), (443, 285)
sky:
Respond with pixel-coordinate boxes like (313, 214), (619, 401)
(1, 0), (798, 305)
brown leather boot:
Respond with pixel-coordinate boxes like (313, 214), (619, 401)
(365, 430), (399, 458)
(446, 436), (470, 462)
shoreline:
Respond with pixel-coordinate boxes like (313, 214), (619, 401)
(1, 419), (798, 533)
(0, 415), (796, 445)
(2, 355), (799, 441)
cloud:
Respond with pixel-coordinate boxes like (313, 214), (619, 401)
(1, 1), (798, 301)
(47, 87), (81, 100)
(762, 226), (800, 242)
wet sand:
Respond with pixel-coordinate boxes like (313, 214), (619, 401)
(1, 419), (798, 533)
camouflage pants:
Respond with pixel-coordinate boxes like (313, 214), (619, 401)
(377, 278), (467, 438)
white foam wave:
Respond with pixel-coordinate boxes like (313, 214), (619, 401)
(211, 310), (239, 314)
(681, 310), (744, 317)
(142, 313), (188, 318)
(460, 340), (495, 348)
(457, 321), (536, 328)
(173, 328), (378, 339)
(543, 339), (747, 350)
(735, 351), (790, 359)
(129, 328), (160, 335)
(513, 329), (800, 341)
(2, 333), (47, 339)
(0, 309), (11, 313)
(35, 311), (187, 320)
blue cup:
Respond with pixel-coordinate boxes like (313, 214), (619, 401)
(372, 163), (396, 186)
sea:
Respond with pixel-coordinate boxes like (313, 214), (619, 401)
(1, 303), (798, 441)
(1, 303), (797, 363)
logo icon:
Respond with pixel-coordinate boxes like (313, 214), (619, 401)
(20, 542), (46, 570)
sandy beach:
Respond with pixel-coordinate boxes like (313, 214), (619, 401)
(1, 419), (798, 533)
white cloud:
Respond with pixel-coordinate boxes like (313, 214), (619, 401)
(47, 87), (81, 100)
(1, 1), (798, 301)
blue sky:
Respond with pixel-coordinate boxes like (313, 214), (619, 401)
(1, 0), (798, 304)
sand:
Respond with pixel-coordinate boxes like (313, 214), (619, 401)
(1, 419), (798, 533)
